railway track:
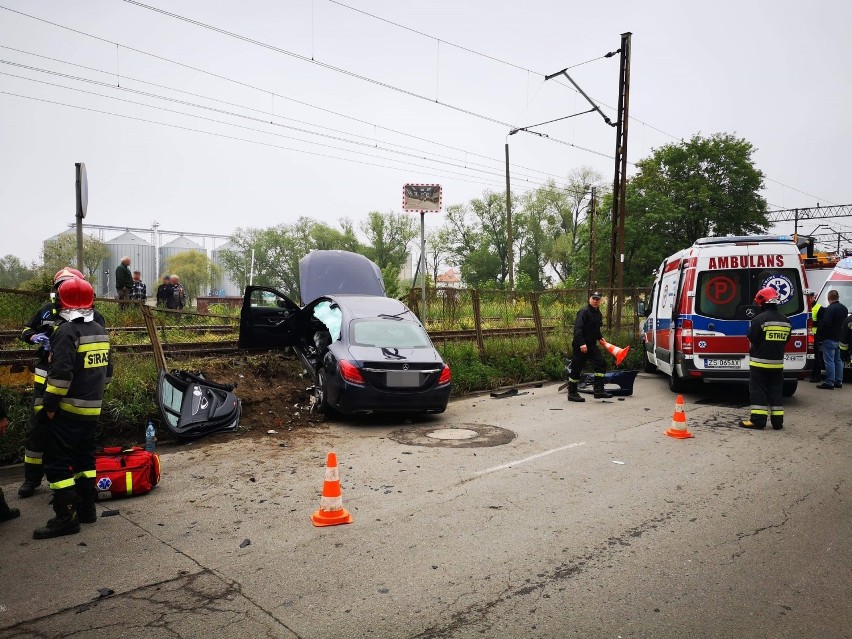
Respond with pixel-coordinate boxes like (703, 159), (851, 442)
(0, 326), (557, 365)
(0, 324), (236, 340)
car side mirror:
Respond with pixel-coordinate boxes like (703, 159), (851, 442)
(637, 301), (647, 317)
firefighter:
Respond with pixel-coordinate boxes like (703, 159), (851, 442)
(567, 291), (613, 402)
(18, 267), (105, 498)
(33, 277), (112, 539)
(739, 287), (792, 430)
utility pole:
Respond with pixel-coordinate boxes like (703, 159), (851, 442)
(607, 32), (632, 329)
(505, 142), (513, 290)
(588, 186), (597, 291)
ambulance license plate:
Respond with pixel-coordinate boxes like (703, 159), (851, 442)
(703, 358), (740, 368)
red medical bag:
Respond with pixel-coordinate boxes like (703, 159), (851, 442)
(95, 446), (160, 500)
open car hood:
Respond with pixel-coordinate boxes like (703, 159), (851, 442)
(157, 370), (241, 440)
(299, 250), (385, 305)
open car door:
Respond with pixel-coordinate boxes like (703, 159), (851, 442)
(239, 286), (302, 349)
(157, 370), (241, 440)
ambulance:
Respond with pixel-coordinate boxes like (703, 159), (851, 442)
(813, 256), (852, 377)
(640, 235), (812, 394)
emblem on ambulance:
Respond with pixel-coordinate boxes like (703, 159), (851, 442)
(761, 274), (794, 305)
(97, 477), (112, 491)
(794, 340), (802, 348)
(746, 308), (755, 318)
(698, 340), (707, 348)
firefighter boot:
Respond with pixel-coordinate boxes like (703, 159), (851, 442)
(593, 376), (613, 399)
(567, 381), (585, 403)
(33, 487), (80, 539)
(770, 416), (784, 431)
(18, 463), (43, 498)
(75, 477), (98, 524)
(0, 488), (20, 523)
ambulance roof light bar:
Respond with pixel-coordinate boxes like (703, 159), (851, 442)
(693, 235), (794, 246)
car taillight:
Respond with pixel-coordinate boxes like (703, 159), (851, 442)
(438, 365), (451, 385)
(806, 317), (814, 353)
(339, 360), (365, 385)
(680, 319), (694, 354)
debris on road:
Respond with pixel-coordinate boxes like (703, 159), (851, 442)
(96, 588), (114, 599)
(101, 509), (120, 517)
(239, 539), (251, 549)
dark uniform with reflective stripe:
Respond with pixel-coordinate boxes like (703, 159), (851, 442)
(19, 302), (105, 492)
(746, 307), (792, 429)
(569, 304), (607, 383)
(41, 317), (112, 491)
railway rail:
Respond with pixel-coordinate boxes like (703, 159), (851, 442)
(0, 326), (557, 365)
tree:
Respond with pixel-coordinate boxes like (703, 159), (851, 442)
(360, 211), (417, 293)
(0, 255), (36, 289)
(424, 228), (452, 285)
(629, 133), (768, 245)
(40, 233), (110, 286)
(164, 251), (221, 306)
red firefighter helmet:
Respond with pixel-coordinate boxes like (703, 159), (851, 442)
(56, 276), (94, 310)
(53, 267), (85, 287)
(754, 287), (780, 306)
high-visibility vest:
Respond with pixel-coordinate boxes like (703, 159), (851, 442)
(811, 303), (821, 335)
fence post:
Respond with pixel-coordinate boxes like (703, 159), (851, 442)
(471, 289), (485, 359)
(530, 292), (546, 356)
(141, 304), (167, 373)
(631, 287), (640, 337)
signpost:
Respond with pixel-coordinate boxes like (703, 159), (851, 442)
(402, 184), (442, 324)
(75, 162), (88, 272)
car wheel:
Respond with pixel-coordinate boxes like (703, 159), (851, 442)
(782, 380), (798, 397)
(313, 369), (330, 414)
(668, 359), (687, 393)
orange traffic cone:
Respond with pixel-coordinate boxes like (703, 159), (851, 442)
(599, 339), (631, 366)
(665, 395), (694, 439)
(311, 452), (354, 527)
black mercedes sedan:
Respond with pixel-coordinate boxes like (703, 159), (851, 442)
(238, 250), (451, 415)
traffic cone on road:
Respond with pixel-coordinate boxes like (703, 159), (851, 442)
(599, 339), (631, 366)
(311, 452), (353, 527)
(665, 395), (694, 439)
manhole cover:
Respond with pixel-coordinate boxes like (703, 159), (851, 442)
(388, 423), (515, 448)
(426, 428), (479, 440)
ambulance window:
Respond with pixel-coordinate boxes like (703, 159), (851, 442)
(696, 269), (804, 319)
(697, 271), (745, 319)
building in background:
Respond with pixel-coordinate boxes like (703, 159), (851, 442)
(210, 240), (243, 297)
(159, 236), (205, 277)
(103, 232), (156, 297)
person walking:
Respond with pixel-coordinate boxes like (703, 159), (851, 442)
(567, 291), (612, 402)
(816, 289), (849, 390)
(156, 274), (172, 307)
(740, 287), (792, 430)
(17, 267), (105, 498)
(115, 256), (133, 309)
(0, 400), (21, 524)
(130, 270), (147, 303)
(33, 276), (112, 539)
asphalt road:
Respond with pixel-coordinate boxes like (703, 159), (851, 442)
(1, 373), (849, 638)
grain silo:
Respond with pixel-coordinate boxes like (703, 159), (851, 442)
(159, 236), (205, 278)
(210, 240), (244, 297)
(104, 232), (156, 298)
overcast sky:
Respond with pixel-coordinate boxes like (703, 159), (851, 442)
(1, 0), (849, 264)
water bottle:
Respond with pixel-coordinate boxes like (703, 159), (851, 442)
(145, 420), (156, 453)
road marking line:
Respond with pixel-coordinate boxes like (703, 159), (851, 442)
(475, 442), (587, 475)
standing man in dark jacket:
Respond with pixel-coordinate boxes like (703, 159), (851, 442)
(17, 267), (106, 498)
(568, 291), (612, 401)
(156, 274), (172, 307)
(115, 256), (133, 309)
(740, 287), (792, 430)
(33, 276), (112, 539)
(816, 289), (849, 390)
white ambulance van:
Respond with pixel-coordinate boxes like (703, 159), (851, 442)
(640, 235), (812, 394)
(814, 256), (852, 377)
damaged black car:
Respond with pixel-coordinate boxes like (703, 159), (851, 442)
(238, 250), (451, 415)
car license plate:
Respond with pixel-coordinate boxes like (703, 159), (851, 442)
(703, 358), (740, 368)
(387, 372), (420, 387)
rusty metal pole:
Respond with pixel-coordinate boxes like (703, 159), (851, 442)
(530, 292), (546, 356)
(615, 33), (632, 329)
(471, 289), (485, 359)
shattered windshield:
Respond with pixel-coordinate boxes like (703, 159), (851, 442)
(350, 320), (431, 349)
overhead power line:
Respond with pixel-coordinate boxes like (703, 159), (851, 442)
(115, 0), (616, 161)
